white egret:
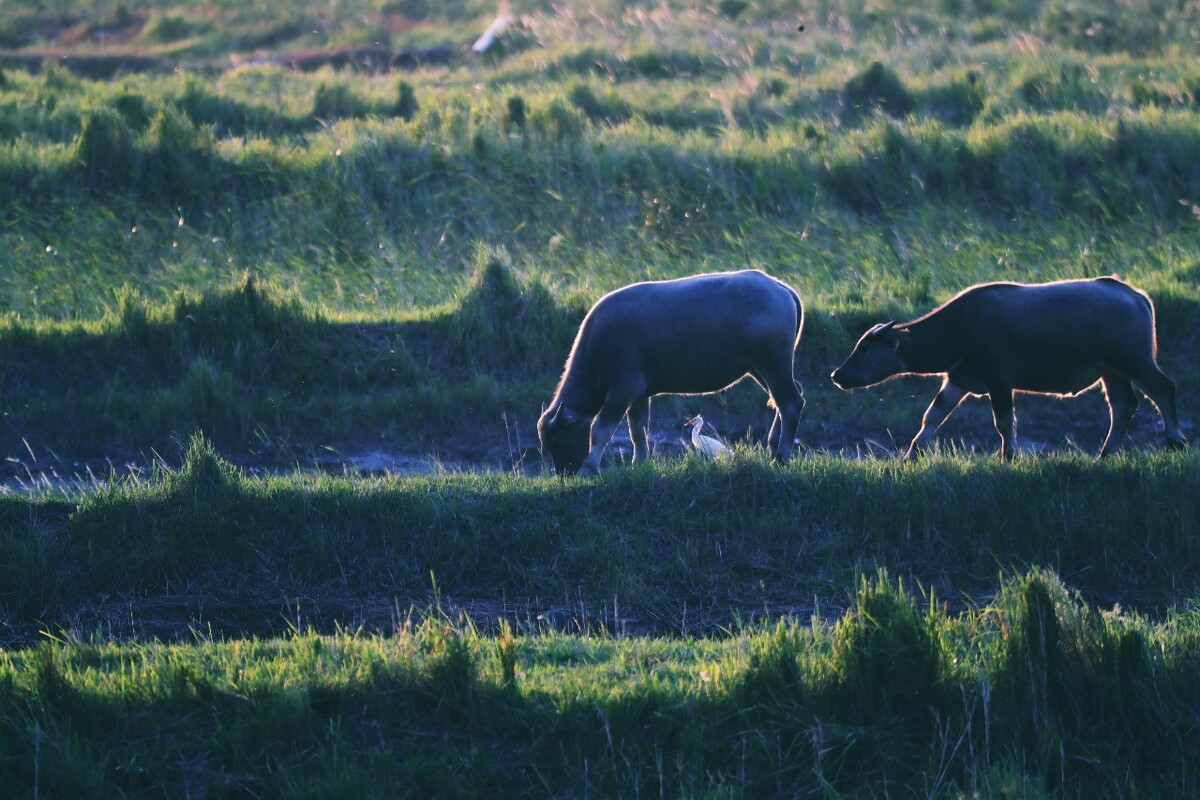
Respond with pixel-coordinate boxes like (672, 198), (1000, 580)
(684, 415), (730, 459)
(472, 3), (513, 54)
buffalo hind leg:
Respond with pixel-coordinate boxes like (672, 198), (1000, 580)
(765, 377), (804, 461)
(988, 388), (1017, 460)
(1099, 375), (1138, 458)
(626, 396), (651, 463)
(906, 379), (966, 459)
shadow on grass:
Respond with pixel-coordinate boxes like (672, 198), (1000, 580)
(0, 248), (583, 466)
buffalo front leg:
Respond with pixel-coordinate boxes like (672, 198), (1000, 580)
(626, 396), (651, 463)
(1135, 366), (1187, 450)
(578, 401), (631, 476)
(905, 379), (966, 459)
(1099, 375), (1138, 458)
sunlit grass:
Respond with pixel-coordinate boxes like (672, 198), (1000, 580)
(0, 565), (1196, 796)
(2, 2), (1200, 316)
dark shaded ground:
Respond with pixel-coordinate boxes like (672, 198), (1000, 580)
(2, 381), (1187, 491)
(2, 354), (1191, 488)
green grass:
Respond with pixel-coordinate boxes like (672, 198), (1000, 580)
(0, 563), (1197, 796)
(4, 440), (1198, 794)
(0, 247), (588, 464)
(2, 3), (1200, 319)
(2, 436), (1198, 640)
(2, 2), (1200, 795)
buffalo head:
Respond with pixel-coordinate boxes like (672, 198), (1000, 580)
(830, 321), (910, 390)
(537, 403), (590, 475)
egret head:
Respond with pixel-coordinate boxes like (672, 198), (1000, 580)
(684, 414), (728, 458)
(538, 403), (590, 475)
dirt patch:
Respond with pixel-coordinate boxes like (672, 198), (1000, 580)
(0, 43), (459, 79)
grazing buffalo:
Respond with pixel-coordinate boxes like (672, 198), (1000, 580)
(538, 270), (805, 475)
(830, 276), (1186, 459)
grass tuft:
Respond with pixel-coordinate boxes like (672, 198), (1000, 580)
(831, 570), (944, 724)
(841, 61), (915, 125)
(73, 108), (137, 180)
(393, 78), (418, 120)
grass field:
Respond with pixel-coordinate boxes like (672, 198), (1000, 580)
(2, 0), (1200, 795)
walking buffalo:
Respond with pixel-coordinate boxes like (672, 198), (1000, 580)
(830, 276), (1186, 459)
